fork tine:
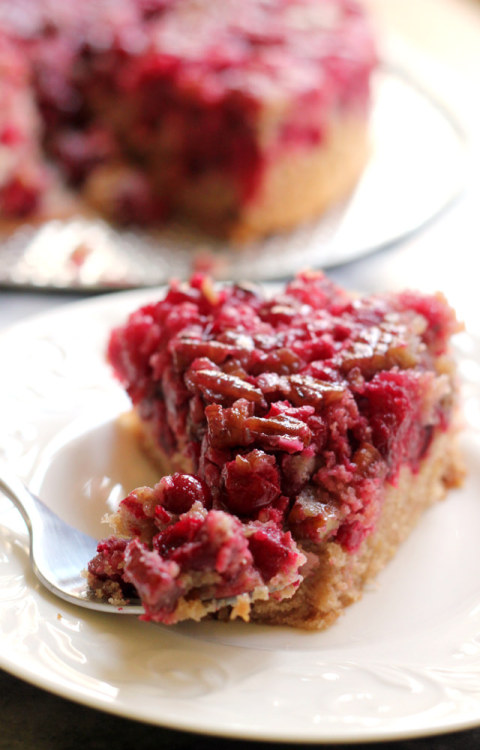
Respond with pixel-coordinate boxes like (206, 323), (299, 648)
(0, 467), (144, 613)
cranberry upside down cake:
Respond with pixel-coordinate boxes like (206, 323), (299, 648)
(0, 0), (376, 239)
(88, 271), (464, 629)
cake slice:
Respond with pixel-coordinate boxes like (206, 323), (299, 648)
(88, 271), (464, 628)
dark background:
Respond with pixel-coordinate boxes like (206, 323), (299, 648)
(2, 668), (480, 750)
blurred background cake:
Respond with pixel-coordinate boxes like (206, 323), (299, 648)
(0, 0), (377, 240)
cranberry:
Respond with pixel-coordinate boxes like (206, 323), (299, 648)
(221, 450), (281, 516)
(153, 510), (253, 576)
(155, 473), (211, 514)
(248, 525), (300, 582)
(87, 537), (128, 581)
(153, 515), (204, 560)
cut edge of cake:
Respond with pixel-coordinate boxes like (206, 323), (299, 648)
(102, 408), (464, 629)
(249, 426), (465, 629)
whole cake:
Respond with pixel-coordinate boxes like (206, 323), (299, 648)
(88, 271), (464, 628)
(0, 0), (377, 239)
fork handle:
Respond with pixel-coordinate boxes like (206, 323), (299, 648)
(0, 465), (38, 536)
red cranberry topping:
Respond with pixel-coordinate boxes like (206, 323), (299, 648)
(109, 273), (459, 518)
(89, 465), (309, 622)
(107, 506), (304, 622)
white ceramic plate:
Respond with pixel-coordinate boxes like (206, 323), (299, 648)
(0, 64), (467, 292)
(1, 289), (480, 744)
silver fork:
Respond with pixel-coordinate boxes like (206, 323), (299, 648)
(0, 467), (144, 614)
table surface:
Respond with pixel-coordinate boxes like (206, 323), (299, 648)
(1, 1), (480, 748)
